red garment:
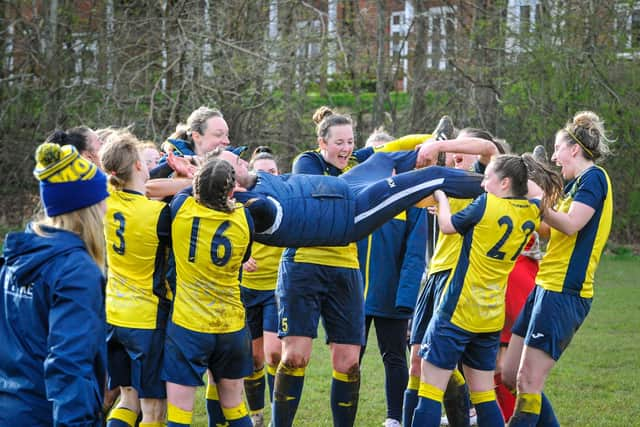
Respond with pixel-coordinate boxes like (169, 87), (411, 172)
(500, 254), (538, 344)
(495, 372), (516, 422)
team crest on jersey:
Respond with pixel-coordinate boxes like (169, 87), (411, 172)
(386, 177), (396, 188)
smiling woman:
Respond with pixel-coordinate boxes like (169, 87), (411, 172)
(502, 111), (614, 427)
(267, 107), (452, 427)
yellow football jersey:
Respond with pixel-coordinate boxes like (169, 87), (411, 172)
(241, 242), (284, 291)
(104, 190), (170, 329)
(171, 197), (251, 334)
(537, 166), (613, 298)
(428, 198), (474, 275)
(440, 193), (541, 333)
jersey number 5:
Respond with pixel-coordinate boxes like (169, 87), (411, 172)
(487, 216), (535, 261)
(188, 218), (233, 266)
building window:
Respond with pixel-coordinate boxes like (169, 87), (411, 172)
(390, 12), (407, 59)
(426, 7), (456, 70)
(506, 0), (549, 52)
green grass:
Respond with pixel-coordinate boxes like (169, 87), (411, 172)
(189, 254), (640, 426)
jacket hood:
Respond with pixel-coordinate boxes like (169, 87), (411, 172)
(2, 223), (86, 284)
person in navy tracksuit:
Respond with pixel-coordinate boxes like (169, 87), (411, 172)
(0, 143), (109, 427)
(357, 129), (428, 427)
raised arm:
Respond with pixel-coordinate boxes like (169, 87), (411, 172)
(417, 137), (499, 168)
(431, 190), (456, 234)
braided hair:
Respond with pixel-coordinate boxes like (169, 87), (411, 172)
(194, 157), (236, 213)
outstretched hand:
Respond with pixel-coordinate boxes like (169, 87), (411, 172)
(167, 151), (198, 178)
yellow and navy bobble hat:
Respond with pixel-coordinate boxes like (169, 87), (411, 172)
(33, 143), (109, 217)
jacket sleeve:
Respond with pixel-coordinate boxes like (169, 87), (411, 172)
(395, 207), (428, 312)
(44, 253), (106, 427)
(291, 152), (325, 175)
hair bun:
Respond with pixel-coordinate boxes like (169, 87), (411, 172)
(46, 130), (68, 145)
(312, 106), (334, 125)
(35, 142), (63, 167)
(573, 111), (600, 130)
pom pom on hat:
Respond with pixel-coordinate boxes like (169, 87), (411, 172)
(34, 143), (109, 217)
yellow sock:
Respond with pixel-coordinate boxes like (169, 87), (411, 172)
(450, 368), (466, 387)
(108, 407), (138, 426)
(418, 382), (445, 402)
(206, 381), (219, 400)
(407, 375), (420, 391)
(516, 392), (542, 415)
(470, 389), (496, 405)
(373, 134), (433, 152)
(267, 364), (278, 376)
(222, 402), (249, 420)
(167, 402), (192, 425)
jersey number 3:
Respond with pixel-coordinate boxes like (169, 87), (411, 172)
(487, 216), (535, 261)
(112, 212), (126, 255)
(188, 218), (233, 266)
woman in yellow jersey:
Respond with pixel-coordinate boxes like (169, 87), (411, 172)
(271, 107), (446, 427)
(162, 156), (254, 427)
(406, 128), (505, 427)
(411, 154), (562, 427)
(241, 150), (285, 427)
(100, 131), (172, 427)
(503, 112), (614, 427)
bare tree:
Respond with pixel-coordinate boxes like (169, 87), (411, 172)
(408, 0), (429, 132)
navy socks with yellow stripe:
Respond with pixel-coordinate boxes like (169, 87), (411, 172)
(272, 363), (306, 427)
(508, 392), (559, 427)
(107, 407), (138, 427)
(244, 367), (267, 414)
(410, 382), (444, 427)
(222, 402), (252, 427)
(507, 392), (541, 426)
(443, 369), (470, 427)
(205, 381), (226, 427)
(402, 375), (420, 426)
(470, 390), (503, 426)
(331, 369), (360, 427)
(167, 402), (192, 427)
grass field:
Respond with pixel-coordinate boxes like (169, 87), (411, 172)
(189, 254), (640, 426)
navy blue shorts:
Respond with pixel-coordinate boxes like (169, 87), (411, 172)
(161, 321), (253, 386)
(276, 260), (365, 345)
(419, 314), (500, 371)
(512, 285), (592, 361)
(107, 325), (166, 398)
(409, 270), (451, 345)
(240, 287), (279, 338)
